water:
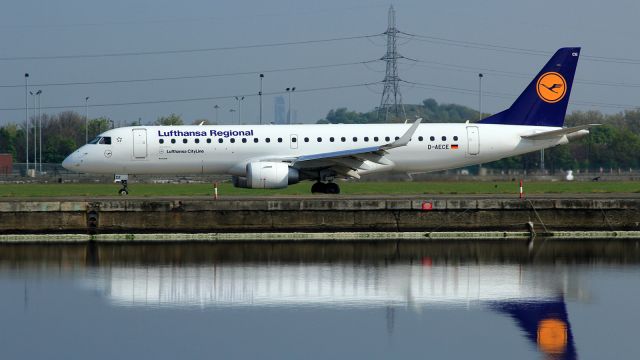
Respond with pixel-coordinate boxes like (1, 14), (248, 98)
(1, 241), (639, 359)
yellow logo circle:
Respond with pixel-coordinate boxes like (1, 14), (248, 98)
(537, 318), (568, 354)
(536, 72), (567, 103)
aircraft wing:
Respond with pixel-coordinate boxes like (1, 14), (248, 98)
(521, 124), (600, 140)
(265, 118), (421, 179)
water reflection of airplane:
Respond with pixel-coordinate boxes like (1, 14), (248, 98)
(89, 263), (579, 359)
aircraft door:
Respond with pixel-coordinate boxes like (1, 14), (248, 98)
(133, 129), (148, 159)
(290, 134), (298, 149)
(466, 126), (479, 155)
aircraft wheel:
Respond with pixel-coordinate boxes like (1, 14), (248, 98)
(118, 188), (129, 196)
(326, 182), (340, 194)
(311, 182), (325, 194)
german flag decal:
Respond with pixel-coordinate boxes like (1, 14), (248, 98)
(451, 144), (459, 150)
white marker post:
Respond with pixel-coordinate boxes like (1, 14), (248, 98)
(214, 182), (218, 200)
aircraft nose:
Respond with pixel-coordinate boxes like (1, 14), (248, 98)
(62, 151), (82, 171)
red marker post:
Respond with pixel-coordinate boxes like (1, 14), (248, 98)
(519, 179), (524, 199)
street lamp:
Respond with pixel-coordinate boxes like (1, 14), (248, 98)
(478, 73), (483, 121)
(29, 90), (37, 175)
(285, 87), (296, 124)
(259, 74), (264, 125)
(24, 73), (29, 172)
(29, 90), (42, 174)
(229, 109), (236, 123)
(234, 96), (245, 124)
(85, 97), (90, 143)
(36, 90), (42, 173)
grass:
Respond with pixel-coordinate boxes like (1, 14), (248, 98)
(1, 180), (639, 197)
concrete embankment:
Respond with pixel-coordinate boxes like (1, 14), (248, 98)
(0, 196), (639, 241)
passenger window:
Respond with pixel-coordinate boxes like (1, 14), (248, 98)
(254, 138), (259, 143)
(442, 136), (447, 141)
(230, 138), (235, 143)
(453, 136), (459, 141)
(430, 136), (435, 141)
(195, 138), (200, 144)
(395, 136), (399, 140)
(171, 139), (176, 144)
(364, 137), (369, 142)
(99, 137), (112, 145)
(266, 138), (271, 143)
(159, 139), (164, 144)
(374, 137), (379, 142)
(242, 138), (247, 143)
(292, 137), (297, 142)
(418, 136), (423, 141)
(304, 137), (309, 142)
(88, 137), (100, 144)
(352, 137), (358, 142)
(317, 137), (322, 142)
(182, 138), (188, 144)
(207, 138), (211, 143)
(278, 138), (283, 143)
(218, 138), (223, 143)
(330, 137), (335, 142)
(341, 137), (346, 142)
(385, 136), (390, 142)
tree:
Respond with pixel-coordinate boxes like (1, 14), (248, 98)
(88, 117), (112, 139)
(155, 113), (183, 125)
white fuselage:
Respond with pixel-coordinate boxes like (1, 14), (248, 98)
(62, 123), (566, 176)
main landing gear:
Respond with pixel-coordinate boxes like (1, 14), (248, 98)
(118, 180), (129, 196)
(311, 181), (340, 194)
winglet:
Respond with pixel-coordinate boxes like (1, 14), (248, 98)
(382, 118), (422, 150)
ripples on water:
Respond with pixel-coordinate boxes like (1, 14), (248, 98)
(1, 240), (639, 359)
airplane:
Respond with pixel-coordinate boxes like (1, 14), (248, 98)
(62, 47), (595, 195)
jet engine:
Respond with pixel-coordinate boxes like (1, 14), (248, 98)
(232, 162), (299, 189)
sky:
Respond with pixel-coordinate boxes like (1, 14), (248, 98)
(1, 0), (639, 126)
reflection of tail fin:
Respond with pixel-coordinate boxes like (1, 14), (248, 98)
(491, 298), (577, 360)
(479, 47), (580, 127)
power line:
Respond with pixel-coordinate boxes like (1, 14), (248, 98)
(0, 60), (378, 88)
(404, 58), (640, 88)
(402, 80), (638, 110)
(0, 81), (382, 112)
(400, 32), (640, 65)
(0, 34), (381, 61)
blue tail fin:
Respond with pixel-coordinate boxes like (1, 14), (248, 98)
(479, 47), (580, 127)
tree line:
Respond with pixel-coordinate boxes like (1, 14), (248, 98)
(1, 100), (639, 172)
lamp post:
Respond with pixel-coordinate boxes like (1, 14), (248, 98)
(478, 73), (483, 121)
(29, 91), (37, 175)
(85, 97), (90, 143)
(229, 109), (236, 123)
(285, 87), (295, 124)
(37, 90), (42, 173)
(24, 73), (29, 172)
(234, 96), (244, 124)
(214, 105), (220, 124)
(259, 74), (264, 125)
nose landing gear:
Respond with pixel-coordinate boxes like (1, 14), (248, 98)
(311, 181), (340, 194)
(114, 174), (129, 195)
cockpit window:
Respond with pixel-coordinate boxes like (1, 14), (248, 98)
(88, 137), (101, 144)
(99, 137), (112, 145)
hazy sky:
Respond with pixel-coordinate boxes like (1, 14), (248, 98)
(1, 0), (639, 126)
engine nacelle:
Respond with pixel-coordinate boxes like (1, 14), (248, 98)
(232, 162), (299, 189)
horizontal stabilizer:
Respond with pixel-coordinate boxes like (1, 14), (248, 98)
(521, 124), (600, 140)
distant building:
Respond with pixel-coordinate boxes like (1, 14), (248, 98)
(0, 153), (13, 176)
(274, 96), (286, 124)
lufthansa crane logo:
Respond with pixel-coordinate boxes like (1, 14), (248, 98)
(536, 72), (567, 103)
